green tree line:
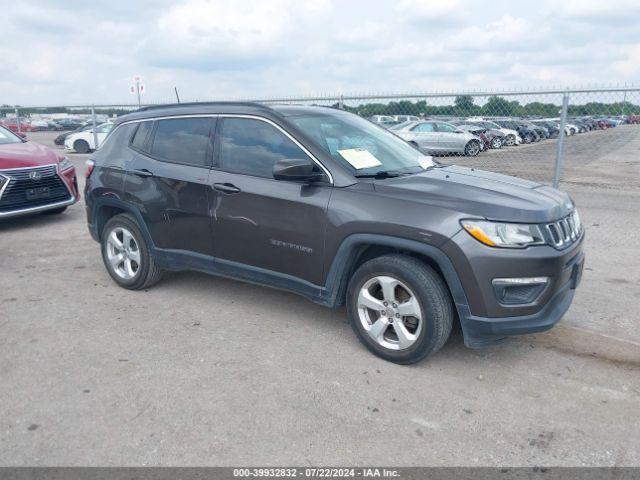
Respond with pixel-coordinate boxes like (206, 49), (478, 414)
(338, 95), (640, 118)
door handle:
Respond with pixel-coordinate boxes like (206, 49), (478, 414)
(214, 183), (241, 194)
(132, 169), (154, 178)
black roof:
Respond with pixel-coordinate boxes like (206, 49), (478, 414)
(115, 102), (343, 125)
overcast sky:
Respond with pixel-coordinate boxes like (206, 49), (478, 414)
(2, 0), (639, 105)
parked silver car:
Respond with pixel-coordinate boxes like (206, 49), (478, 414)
(391, 120), (483, 156)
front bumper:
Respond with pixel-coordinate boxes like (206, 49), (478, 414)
(0, 165), (78, 219)
(442, 228), (585, 347)
(458, 253), (583, 347)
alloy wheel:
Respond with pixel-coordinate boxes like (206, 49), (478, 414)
(357, 276), (423, 351)
(106, 227), (141, 280)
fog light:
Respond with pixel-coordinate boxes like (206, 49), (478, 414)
(492, 277), (549, 305)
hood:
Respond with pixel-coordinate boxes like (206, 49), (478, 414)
(371, 165), (573, 223)
(0, 141), (61, 170)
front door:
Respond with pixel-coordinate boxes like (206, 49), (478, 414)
(210, 116), (331, 286)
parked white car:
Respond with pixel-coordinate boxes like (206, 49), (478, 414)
(64, 122), (113, 153)
(467, 118), (523, 146)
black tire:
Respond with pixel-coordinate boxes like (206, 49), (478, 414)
(42, 206), (67, 215)
(464, 140), (481, 157)
(346, 254), (454, 364)
(504, 134), (516, 146)
(490, 137), (503, 149)
(101, 213), (163, 290)
(524, 133), (534, 144)
(74, 139), (90, 154)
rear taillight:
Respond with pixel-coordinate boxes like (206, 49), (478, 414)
(85, 159), (95, 178)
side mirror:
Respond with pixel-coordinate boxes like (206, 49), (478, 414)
(273, 158), (324, 183)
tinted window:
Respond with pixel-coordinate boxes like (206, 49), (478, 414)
(130, 121), (153, 152)
(411, 122), (435, 132)
(151, 117), (212, 167)
(219, 118), (309, 178)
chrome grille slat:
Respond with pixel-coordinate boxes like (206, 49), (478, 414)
(545, 212), (582, 249)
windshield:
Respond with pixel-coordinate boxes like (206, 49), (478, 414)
(0, 126), (23, 145)
(287, 111), (435, 177)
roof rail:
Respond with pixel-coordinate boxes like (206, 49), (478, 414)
(137, 101), (269, 112)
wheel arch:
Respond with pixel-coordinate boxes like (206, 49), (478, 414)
(323, 234), (469, 316)
(91, 198), (155, 250)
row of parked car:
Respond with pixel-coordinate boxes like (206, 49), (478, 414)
(0, 117), (90, 133)
(369, 114), (636, 156)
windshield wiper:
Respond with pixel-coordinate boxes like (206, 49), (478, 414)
(354, 169), (417, 179)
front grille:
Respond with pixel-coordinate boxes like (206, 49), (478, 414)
(0, 165), (71, 212)
(545, 212), (581, 249)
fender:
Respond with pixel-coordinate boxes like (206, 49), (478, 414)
(319, 234), (470, 316)
(89, 196), (156, 250)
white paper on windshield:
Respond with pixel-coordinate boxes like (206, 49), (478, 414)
(418, 156), (433, 170)
(338, 148), (383, 169)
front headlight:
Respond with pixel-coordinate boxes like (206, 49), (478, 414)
(58, 156), (73, 171)
(461, 220), (545, 248)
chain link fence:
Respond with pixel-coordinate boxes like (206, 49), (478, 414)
(2, 87), (639, 190)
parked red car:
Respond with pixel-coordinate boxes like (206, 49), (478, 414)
(0, 125), (78, 218)
(628, 115), (640, 125)
(0, 118), (36, 133)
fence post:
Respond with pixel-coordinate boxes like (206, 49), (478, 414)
(91, 105), (99, 150)
(553, 91), (570, 189)
(14, 107), (20, 133)
(338, 94), (344, 110)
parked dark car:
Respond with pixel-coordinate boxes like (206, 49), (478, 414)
(56, 118), (86, 130)
(85, 103), (585, 365)
(532, 120), (560, 138)
(54, 122), (95, 146)
(493, 119), (540, 143)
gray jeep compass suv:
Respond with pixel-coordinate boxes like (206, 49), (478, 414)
(85, 103), (585, 364)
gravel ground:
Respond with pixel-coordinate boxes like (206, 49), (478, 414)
(0, 128), (638, 466)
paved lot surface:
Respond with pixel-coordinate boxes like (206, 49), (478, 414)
(1, 129), (639, 466)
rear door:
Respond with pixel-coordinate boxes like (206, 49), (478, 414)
(209, 116), (331, 285)
(410, 122), (440, 151)
(435, 122), (461, 150)
(123, 116), (215, 256)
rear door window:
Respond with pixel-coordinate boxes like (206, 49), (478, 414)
(411, 122), (436, 132)
(150, 117), (213, 167)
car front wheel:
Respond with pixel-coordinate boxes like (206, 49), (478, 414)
(101, 214), (163, 290)
(491, 137), (503, 149)
(347, 254), (454, 364)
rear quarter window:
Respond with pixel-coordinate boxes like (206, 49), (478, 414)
(130, 121), (154, 153)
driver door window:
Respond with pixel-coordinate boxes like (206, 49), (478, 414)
(219, 118), (310, 178)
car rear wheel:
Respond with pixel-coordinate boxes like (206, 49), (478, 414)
(101, 214), (163, 290)
(490, 137), (503, 149)
(346, 254), (454, 364)
(504, 134), (516, 146)
(524, 133), (534, 143)
(464, 140), (481, 156)
(73, 139), (90, 154)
